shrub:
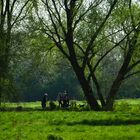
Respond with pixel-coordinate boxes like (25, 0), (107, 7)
(0, 107), (6, 111)
(49, 101), (57, 110)
(114, 101), (130, 112)
(69, 100), (77, 110)
(47, 134), (63, 140)
(130, 105), (140, 113)
(15, 106), (23, 111)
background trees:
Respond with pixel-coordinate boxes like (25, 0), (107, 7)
(1, 0), (140, 110)
(0, 0), (32, 104)
(31, 0), (140, 110)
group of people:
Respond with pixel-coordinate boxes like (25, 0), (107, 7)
(57, 90), (70, 108)
(41, 90), (70, 109)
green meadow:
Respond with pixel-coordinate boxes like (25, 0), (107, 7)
(0, 99), (140, 140)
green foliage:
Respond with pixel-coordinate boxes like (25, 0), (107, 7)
(114, 101), (131, 112)
(47, 134), (63, 140)
(49, 101), (57, 110)
(114, 99), (140, 113)
(16, 106), (23, 111)
(1, 0), (140, 109)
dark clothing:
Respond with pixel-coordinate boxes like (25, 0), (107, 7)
(57, 94), (63, 107)
(57, 92), (70, 108)
(63, 94), (69, 107)
(41, 94), (47, 109)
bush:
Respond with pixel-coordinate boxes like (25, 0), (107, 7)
(47, 134), (63, 140)
(0, 107), (6, 111)
(49, 101), (57, 110)
(69, 100), (77, 110)
(130, 104), (140, 113)
(15, 106), (23, 111)
(114, 101), (130, 112)
(69, 101), (91, 111)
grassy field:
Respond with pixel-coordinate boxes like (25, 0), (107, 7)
(0, 99), (140, 140)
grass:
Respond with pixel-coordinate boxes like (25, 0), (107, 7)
(0, 99), (140, 140)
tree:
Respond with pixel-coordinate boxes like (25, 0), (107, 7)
(103, 0), (140, 110)
(33, 0), (140, 110)
(9, 25), (82, 101)
(0, 0), (31, 104)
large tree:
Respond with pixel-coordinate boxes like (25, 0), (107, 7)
(33, 0), (140, 110)
(0, 0), (31, 104)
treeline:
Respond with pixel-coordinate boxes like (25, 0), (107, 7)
(1, 0), (140, 110)
(7, 29), (140, 101)
(10, 44), (140, 102)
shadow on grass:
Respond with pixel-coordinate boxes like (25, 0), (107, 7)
(1, 107), (140, 126)
(66, 119), (140, 126)
(0, 107), (43, 112)
(49, 119), (140, 126)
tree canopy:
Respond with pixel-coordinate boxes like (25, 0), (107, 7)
(1, 0), (140, 110)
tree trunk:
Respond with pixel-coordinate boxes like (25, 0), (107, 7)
(71, 62), (101, 110)
(65, 2), (100, 111)
(93, 73), (105, 107)
(0, 30), (11, 106)
(104, 49), (134, 110)
(104, 75), (123, 111)
(0, 84), (1, 106)
(66, 35), (100, 110)
(104, 28), (140, 111)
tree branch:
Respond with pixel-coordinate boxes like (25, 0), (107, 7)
(124, 70), (140, 80)
(126, 60), (140, 73)
(36, 1), (70, 60)
(73, 0), (103, 31)
(129, 0), (136, 30)
(82, 0), (118, 70)
(11, 0), (30, 27)
(87, 25), (136, 81)
(73, 1), (100, 31)
(10, 0), (17, 13)
(87, 61), (105, 107)
(52, 0), (66, 36)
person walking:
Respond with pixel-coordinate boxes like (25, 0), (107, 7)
(41, 93), (48, 109)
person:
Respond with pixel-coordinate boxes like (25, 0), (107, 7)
(63, 90), (69, 108)
(41, 93), (48, 109)
(57, 93), (63, 108)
